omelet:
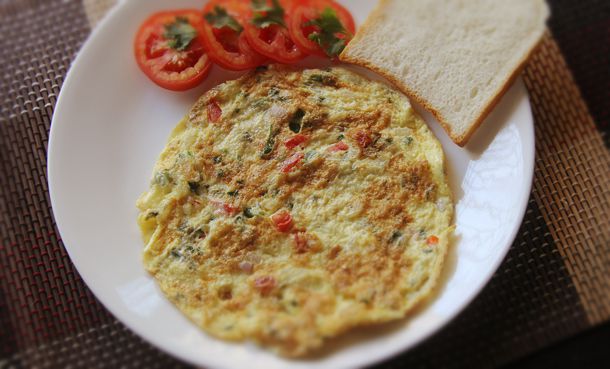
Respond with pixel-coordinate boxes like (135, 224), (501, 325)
(136, 66), (453, 356)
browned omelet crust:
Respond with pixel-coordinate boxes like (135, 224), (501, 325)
(137, 66), (453, 356)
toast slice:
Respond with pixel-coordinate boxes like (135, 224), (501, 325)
(340, 0), (549, 146)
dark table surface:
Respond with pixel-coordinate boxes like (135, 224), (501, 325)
(501, 1), (610, 367)
(380, 1), (610, 367)
(503, 321), (610, 369)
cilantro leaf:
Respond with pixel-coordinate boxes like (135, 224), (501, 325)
(204, 5), (243, 33)
(306, 7), (351, 57)
(251, 0), (286, 28)
(163, 17), (197, 51)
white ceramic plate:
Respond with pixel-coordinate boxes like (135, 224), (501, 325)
(48, 0), (535, 368)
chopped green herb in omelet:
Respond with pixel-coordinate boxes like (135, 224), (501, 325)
(136, 65), (453, 357)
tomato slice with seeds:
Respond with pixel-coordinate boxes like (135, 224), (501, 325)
(134, 10), (212, 91)
(244, 0), (307, 64)
(202, 0), (267, 70)
(288, 0), (355, 58)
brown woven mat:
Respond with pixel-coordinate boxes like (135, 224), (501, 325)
(0, 1), (608, 368)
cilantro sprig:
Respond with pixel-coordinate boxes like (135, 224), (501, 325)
(204, 5), (243, 33)
(306, 7), (351, 57)
(163, 17), (197, 51)
(251, 0), (286, 28)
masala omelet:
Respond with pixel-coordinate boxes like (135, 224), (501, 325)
(136, 66), (453, 356)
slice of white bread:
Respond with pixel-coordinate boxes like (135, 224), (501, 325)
(340, 0), (549, 146)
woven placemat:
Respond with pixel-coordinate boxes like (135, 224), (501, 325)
(0, 1), (608, 368)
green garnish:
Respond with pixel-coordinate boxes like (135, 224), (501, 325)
(227, 190), (239, 197)
(308, 73), (337, 86)
(192, 229), (206, 239)
(251, 0), (286, 28)
(337, 134), (345, 141)
(306, 7), (351, 57)
(163, 17), (197, 51)
(261, 124), (279, 158)
(309, 74), (324, 83)
(188, 181), (200, 193)
(289, 108), (305, 133)
(242, 132), (253, 142)
(389, 230), (402, 243)
(243, 207), (255, 218)
(204, 6), (243, 33)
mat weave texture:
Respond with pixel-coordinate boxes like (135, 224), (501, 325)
(0, 1), (608, 368)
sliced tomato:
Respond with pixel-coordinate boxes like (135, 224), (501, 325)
(243, 0), (306, 64)
(202, 0), (267, 70)
(271, 210), (293, 232)
(284, 134), (308, 149)
(134, 10), (211, 91)
(288, 0), (355, 58)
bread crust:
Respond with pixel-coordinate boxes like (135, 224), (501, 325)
(340, 0), (548, 146)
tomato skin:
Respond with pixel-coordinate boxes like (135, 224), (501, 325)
(207, 99), (222, 123)
(287, 0), (356, 57)
(134, 10), (211, 91)
(243, 0), (307, 64)
(327, 141), (348, 152)
(201, 0), (267, 70)
(284, 134), (308, 149)
(254, 275), (276, 295)
(271, 210), (293, 232)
